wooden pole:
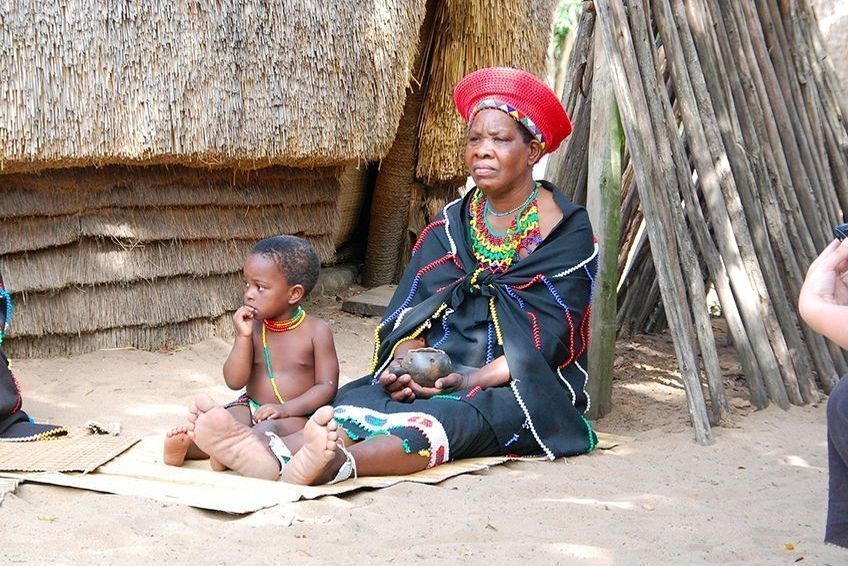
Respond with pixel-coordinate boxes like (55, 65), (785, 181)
(628, 0), (730, 424)
(680, 0), (817, 405)
(586, 40), (622, 419)
(596, 0), (713, 444)
(653, 0), (791, 409)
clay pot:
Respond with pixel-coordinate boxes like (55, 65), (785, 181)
(389, 347), (453, 388)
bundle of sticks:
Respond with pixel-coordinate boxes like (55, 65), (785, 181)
(548, 0), (848, 443)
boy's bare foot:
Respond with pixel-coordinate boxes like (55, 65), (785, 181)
(209, 457), (228, 471)
(281, 406), (341, 485)
(163, 426), (191, 466)
(187, 394), (280, 480)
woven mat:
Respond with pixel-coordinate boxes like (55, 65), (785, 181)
(0, 431), (629, 514)
(0, 428), (139, 473)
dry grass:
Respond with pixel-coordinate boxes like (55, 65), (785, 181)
(0, 1), (426, 172)
(415, 0), (556, 182)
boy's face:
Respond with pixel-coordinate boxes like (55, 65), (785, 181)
(242, 253), (302, 320)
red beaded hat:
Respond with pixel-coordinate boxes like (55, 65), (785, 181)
(454, 67), (573, 154)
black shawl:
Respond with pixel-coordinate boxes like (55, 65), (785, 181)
(366, 181), (598, 458)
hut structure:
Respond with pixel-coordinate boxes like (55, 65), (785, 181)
(547, 0), (848, 443)
(0, 1), (427, 357)
(363, 0), (558, 286)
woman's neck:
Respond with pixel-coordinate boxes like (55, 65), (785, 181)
(484, 179), (537, 215)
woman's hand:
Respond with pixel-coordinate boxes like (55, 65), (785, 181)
(404, 372), (469, 400)
(378, 367), (416, 402)
(800, 239), (848, 308)
(799, 239), (848, 349)
(232, 305), (256, 338)
(253, 403), (288, 422)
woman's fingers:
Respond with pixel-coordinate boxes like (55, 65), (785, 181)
(390, 387), (415, 402)
(434, 373), (464, 390)
(808, 239), (840, 273)
(813, 239), (848, 274)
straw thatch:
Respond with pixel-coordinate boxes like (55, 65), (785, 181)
(1, 165), (340, 356)
(0, 1), (427, 173)
(0, 166), (338, 219)
(363, 0), (440, 286)
(11, 274), (242, 336)
(4, 316), (233, 359)
(333, 165), (370, 248)
(415, 0), (556, 183)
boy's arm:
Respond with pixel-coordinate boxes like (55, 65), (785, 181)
(223, 307), (257, 390)
(272, 321), (339, 418)
(222, 335), (254, 389)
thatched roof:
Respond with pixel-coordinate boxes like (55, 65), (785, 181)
(415, 0), (556, 183)
(0, 1), (426, 173)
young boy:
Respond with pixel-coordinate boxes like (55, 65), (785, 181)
(164, 235), (339, 468)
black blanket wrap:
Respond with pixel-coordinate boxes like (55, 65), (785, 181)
(344, 181), (598, 458)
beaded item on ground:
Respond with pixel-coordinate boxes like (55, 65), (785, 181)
(468, 186), (541, 273)
(261, 306), (307, 404)
(0, 286), (11, 347)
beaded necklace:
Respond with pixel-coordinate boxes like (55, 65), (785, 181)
(260, 306), (307, 404)
(484, 187), (537, 217)
(468, 185), (542, 272)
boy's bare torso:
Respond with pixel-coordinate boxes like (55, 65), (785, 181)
(245, 316), (324, 405)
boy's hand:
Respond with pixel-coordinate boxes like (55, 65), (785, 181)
(233, 305), (256, 337)
(253, 403), (288, 421)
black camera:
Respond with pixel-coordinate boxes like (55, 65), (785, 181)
(835, 223), (848, 241)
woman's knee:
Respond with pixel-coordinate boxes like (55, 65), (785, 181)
(827, 375), (848, 427)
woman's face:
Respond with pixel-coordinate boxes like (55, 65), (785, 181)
(464, 109), (541, 194)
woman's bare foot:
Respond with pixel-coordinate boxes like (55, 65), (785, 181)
(163, 426), (191, 466)
(187, 394), (280, 480)
(280, 406), (342, 485)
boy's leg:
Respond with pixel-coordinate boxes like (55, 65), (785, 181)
(164, 425), (208, 466)
(252, 416), (309, 438)
(188, 394), (282, 480)
(188, 396), (430, 483)
(209, 405), (252, 471)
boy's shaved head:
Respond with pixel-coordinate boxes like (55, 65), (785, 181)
(251, 235), (320, 296)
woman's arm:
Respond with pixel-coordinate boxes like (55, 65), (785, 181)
(396, 354), (512, 400)
(462, 355), (511, 389)
(799, 239), (848, 349)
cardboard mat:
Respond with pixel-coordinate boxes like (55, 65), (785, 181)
(0, 431), (629, 514)
(0, 428), (140, 473)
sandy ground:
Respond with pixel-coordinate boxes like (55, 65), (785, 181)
(2, 292), (846, 565)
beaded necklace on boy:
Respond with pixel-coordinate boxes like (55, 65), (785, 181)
(260, 305), (307, 404)
(468, 184), (542, 272)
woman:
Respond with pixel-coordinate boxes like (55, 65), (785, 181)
(798, 237), (848, 547)
(186, 67), (599, 484)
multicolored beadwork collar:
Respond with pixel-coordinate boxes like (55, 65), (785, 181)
(468, 99), (547, 151)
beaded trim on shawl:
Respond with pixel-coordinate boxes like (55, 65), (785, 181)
(468, 99), (547, 150)
(333, 405), (449, 468)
